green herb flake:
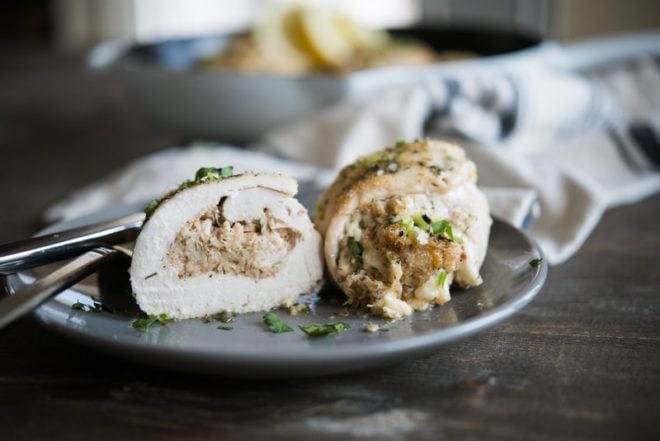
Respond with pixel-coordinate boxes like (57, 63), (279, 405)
(132, 313), (173, 331)
(395, 139), (406, 148)
(216, 325), (233, 331)
(352, 153), (394, 169)
(219, 166), (234, 177)
(262, 312), (293, 333)
(299, 322), (351, 337)
(431, 219), (463, 243)
(194, 166), (234, 184)
(71, 301), (92, 312)
(72, 301), (107, 313)
(91, 301), (106, 313)
(437, 270), (447, 288)
(529, 258), (543, 268)
(202, 311), (236, 324)
(144, 199), (160, 217)
(412, 214), (429, 231)
(347, 237), (363, 258)
(400, 217), (417, 237)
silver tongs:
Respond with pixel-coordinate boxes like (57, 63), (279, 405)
(0, 212), (145, 329)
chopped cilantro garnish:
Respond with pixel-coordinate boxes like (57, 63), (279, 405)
(262, 312), (293, 333)
(437, 270), (447, 287)
(299, 322), (351, 337)
(431, 219), (463, 243)
(395, 140), (406, 148)
(132, 313), (173, 331)
(529, 258), (543, 268)
(347, 237), (363, 258)
(216, 325), (233, 331)
(144, 199), (160, 217)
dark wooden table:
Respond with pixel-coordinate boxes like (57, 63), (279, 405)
(1, 41), (659, 441)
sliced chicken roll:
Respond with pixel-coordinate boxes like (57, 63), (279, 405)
(130, 167), (323, 319)
(316, 139), (491, 319)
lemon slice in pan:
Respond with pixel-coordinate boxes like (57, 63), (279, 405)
(255, 1), (390, 72)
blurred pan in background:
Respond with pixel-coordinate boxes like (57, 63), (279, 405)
(89, 26), (545, 144)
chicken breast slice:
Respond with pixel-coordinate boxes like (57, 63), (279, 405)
(130, 172), (323, 319)
(316, 139), (491, 319)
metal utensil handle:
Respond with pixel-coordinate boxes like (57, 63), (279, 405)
(0, 212), (144, 274)
(0, 247), (120, 330)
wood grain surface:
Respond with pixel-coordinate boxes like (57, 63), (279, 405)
(1, 42), (659, 441)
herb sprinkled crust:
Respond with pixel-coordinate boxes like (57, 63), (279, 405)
(317, 138), (491, 319)
(144, 166), (236, 220)
(314, 138), (477, 231)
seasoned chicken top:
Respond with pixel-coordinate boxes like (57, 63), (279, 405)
(317, 139), (491, 319)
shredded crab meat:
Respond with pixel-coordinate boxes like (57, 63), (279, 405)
(166, 205), (301, 279)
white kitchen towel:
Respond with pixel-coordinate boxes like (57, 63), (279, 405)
(259, 32), (660, 264)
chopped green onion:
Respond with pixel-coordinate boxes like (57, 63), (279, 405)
(431, 219), (463, 243)
(412, 214), (429, 230)
(262, 312), (293, 333)
(347, 237), (363, 258)
(299, 322), (351, 337)
(216, 325), (233, 331)
(400, 217), (417, 237)
(437, 270), (447, 288)
(132, 313), (173, 331)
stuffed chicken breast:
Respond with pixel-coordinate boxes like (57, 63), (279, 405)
(130, 167), (323, 319)
(316, 139), (491, 319)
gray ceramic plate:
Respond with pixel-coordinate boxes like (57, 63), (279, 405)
(5, 198), (546, 378)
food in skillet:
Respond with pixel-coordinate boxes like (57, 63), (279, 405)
(129, 167), (323, 319)
(315, 139), (491, 319)
(200, 1), (440, 75)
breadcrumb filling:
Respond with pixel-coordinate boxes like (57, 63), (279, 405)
(167, 205), (301, 279)
(337, 196), (465, 318)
